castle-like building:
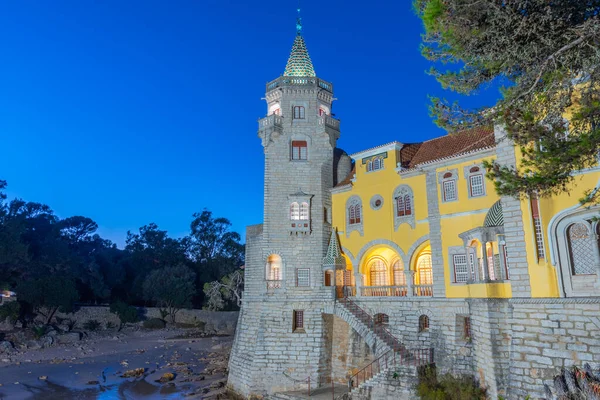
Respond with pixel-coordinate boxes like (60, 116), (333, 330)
(228, 15), (600, 400)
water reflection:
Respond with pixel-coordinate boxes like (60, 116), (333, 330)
(24, 379), (187, 400)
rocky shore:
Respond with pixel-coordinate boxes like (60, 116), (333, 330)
(0, 326), (233, 399)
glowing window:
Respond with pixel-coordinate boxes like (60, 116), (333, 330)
(369, 259), (387, 286)
(290, 202), (300, 220)
(299, 202), (309, 220)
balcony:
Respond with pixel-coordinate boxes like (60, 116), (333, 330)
(358, 284), (433, 297)
(258, 114), (284, 146)
(265, 76), (334, 93)
(266, 280), (282, 294)
(319, 114), (340, 131)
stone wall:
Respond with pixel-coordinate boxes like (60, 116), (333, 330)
(44, 306), (239, 335)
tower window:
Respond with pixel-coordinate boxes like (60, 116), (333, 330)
(293, 310), (305, 332)
(296, 268), (310, 287)
(299, 202), (309, 220)
(293, 106), (305, 119)
(291, 140), (307, 160)
(290, 202), (300, 220)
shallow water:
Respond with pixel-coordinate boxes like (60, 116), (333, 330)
(9, 378), (189, 400)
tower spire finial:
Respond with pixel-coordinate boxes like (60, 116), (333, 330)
(296, 0), (302, 35)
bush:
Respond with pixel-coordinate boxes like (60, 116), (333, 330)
(83, 319), (101, 331)
(105, 321), (116, 330)
(31, 325), (47, 339)
(0, 301), (21, 325)
(416, 366), (486, 400)
(143, 318), (166, 330)
(109, 301), (139, 331)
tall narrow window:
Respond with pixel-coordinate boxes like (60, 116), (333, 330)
(293, 310), (304, 331)
(417, 253), (433, 285)
(290, 202), (300, 220)
(293, 106), (305, 119)
(296, 268), (310, 287)
(453, 254), (469, 283)
(443, 179), (457, 202)
(299, 202), (309, 220)
(393, 259), (406, 286)
(369, 259), (387, 286)
(530, 194), (545, 260)
(487, 246), (496, 280)
(567, 222), (596, 275)
(266, 254), (282, 281)
(469, 172), (485, 197)
(397, 196), (405, 216)
(419, 315), (430, 332)
(349, 204), (361, 225)
(463, 317), (472, 340)
(291, 140), (307, 160)
(404, 195), (412, 215)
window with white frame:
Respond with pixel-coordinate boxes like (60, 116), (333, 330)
(296, 268), (310, 287)
(291, 140), (307, 160)
(443, 178), (457, 202)
(367, 157), (384, 172)
(293, 106), (305, 119)
(464, 165), (485, 198)
(290, 202), (300, 220)
(453, 254), (469, 283)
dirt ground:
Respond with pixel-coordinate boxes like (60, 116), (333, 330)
(0, 327), (233, 399)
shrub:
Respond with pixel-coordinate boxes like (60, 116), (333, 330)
(143, 318), (166, 330)
(0, 301), (21, 325)
(109, 301), (139, 331)
(105, 321), (116, 330)
(83, 319), (101, 331)
(416, 366), (486, 400)
(31, 325), (47, 339)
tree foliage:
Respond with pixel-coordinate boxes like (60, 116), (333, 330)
(203, 269), (244, 311)
(414, 0), (600, 202)
(143, 265), (196, 323)
(110, 301), (139, 331)
(17, 276), (79, 325)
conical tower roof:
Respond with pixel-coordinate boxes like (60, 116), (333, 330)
(283, 8), (316, 77)
(323, 228), (346, 270)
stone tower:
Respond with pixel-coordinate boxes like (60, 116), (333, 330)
(227, 11), (342, 397)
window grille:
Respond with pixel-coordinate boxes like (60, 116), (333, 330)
(419, 315), (430, 332)
(296, 268), (310, 287)
(568, 222), (596, 275)
(404, 195), (412, 215)
(291, 140), (307, 160)
(348, 204), (361, 225)
(392, 260), (405, 286)
(397, 196), (405, 216)
(293, 106), (305, 119)
(293, 310), (304, 331)
(417, 254), (433, 284)
(299, 202), (309, 220)
(530, 195), (545, 260)
(369, 259), (387, 286)
(442, 179), (457, 202)
(290, 202), (300, 220)
(469, 174), (485, 197)
(463, 317), (472, 339)
(453, 254), (469, 283)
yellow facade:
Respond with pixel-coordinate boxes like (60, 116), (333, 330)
(331, 130), (600, 299)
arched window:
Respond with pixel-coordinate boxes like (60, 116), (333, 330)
(300, 202), (309, 220)
(418, 315), (429, 332)
(367, 160), (373, 172)
(567, 222), (596, 275)
(369, 259), (387, 286)
(393, 259), (405, 286)
(404, 195), (411, 215)
(349, 204), (361, 225)
(290, 202), (300, 220)
(439, 170), (458, 202)
(396, 196), (405, 216)
(266, 255), (282, 281)
(416, 253), (433, 285)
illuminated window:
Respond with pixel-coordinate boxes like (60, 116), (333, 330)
(417, 253), (433, 285)
(393, 259), (406, 286)
(293, 106), (305, 119)
(291, 140), (307, 160)
(453, 254), (469, 283)
(266, 255), (282, 281)
(318, 108), (326, 116)
(299, 202), (309, 220)
(296, 268), (310, 287)
(272, 108), (280, 115)
(290, 202), (300, 220)
(293, 310), (304, 331)
(530, 194), (545, 260)
(369, 259), (387, 286)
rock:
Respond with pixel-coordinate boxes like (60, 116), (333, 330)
(87, 380), (99, 385)
(120, 368), (145, 378)
(57, 324), (71, 333)
(26, 340), (42, 350)
(38, 376), (47, 381)
(40, 336), (54, 348)
(0, 341), (14, 353)
(56, 332), (82, 344)
(155, 372), (175, 383)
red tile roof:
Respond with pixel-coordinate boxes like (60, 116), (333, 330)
(408, 126), (495, 168)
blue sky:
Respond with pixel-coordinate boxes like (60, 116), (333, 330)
(0, 0), (499, 247)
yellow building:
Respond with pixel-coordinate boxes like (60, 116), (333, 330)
(331, 125), (600, 300)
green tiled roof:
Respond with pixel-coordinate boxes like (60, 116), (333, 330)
(323, 228), (345, 269)
(284, 34), (316, 77)
(484, 200), (504, 227)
